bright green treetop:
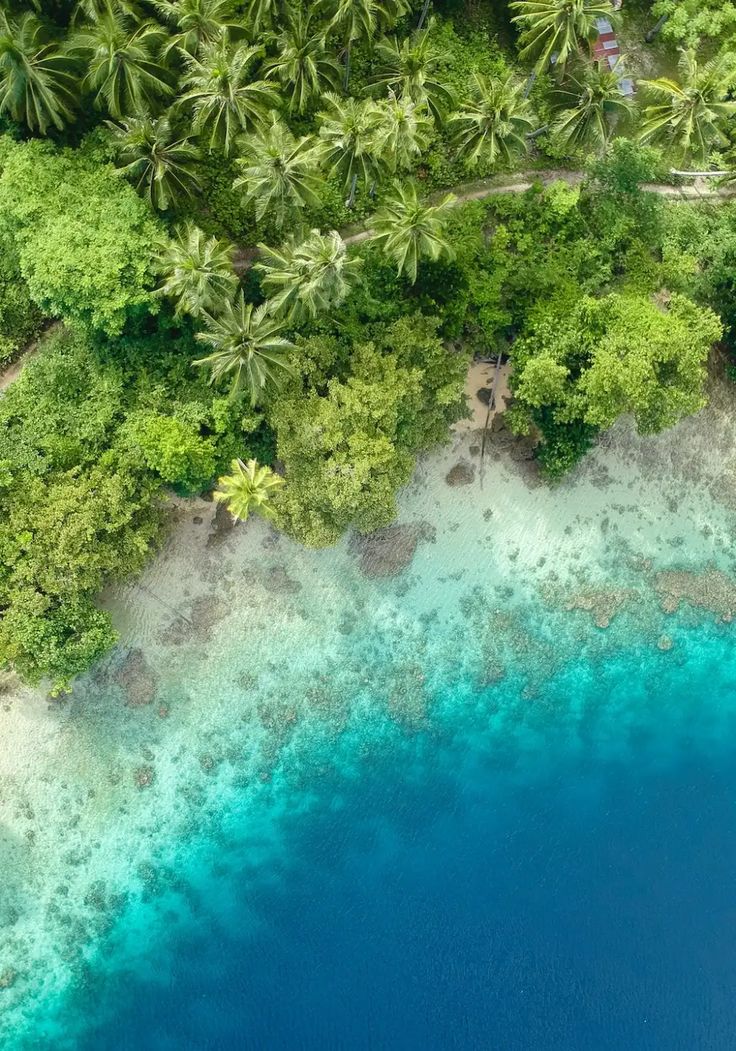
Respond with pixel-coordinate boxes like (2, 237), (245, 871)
(213, 457), (284, 522)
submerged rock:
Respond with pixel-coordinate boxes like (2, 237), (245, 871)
(134, 765), (155, 789)
(115, 648), (158, 707)
(654, 567), (736, 621)
(564, 587), (636, 629)
(207, 501), (236, 545)
(445, 462), (476, 487)
(261, 566), (302, 595)
(0, 968), (17, 990)
(350, 522), (434, 578)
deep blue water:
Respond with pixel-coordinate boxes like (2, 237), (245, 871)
(70, 631), (736, 1051)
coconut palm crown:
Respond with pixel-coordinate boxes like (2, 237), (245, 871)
(638, 49), (736, 166)
(511, 0), (617, 73)
(0, 11), (78, 134)
(233, 117), (324, 227)
(193, 293), (295, 404)
(553, 60), (633, 152)
(109, 114), (201, 211)
(256, 229), (362, 321)
(155, 222), (238, 318)
(450, 72), (534, 168)
(213, 457), (284, 523)
(370, 180), (455, 283)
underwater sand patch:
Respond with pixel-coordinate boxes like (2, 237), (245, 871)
(654, 568), (736, 620)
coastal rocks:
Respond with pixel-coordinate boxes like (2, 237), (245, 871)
(207, 501), (236, 546)
(115, 648), (158, 707)
(654, 567), (736, 620)
(350, 522), (435, 578)
(657, 634), (674, 651)
(445, 462), (476, 487)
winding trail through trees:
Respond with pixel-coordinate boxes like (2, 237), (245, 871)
(340, 169), (736, 246)
(2, 172), (735, 390)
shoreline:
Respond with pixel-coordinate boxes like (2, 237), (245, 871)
(3, 371), (736, 1044)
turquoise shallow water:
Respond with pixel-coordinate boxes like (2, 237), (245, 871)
(4, 407), (736, 1048)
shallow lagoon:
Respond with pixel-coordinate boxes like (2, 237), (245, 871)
(3, 378), (736, 1049)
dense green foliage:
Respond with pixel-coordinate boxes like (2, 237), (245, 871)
(0, 138), (161, 334)
(272, 314), (469, 545)
(0, 1), (735, 688)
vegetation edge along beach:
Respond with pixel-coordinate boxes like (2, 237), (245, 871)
(1, 0), (736, 691)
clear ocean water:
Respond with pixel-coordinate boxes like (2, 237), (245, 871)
(4, 417), (736, 1050)
(73, 629), (736, 1051)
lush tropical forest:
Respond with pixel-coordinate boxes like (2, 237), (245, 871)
(0, 0), (735, 688)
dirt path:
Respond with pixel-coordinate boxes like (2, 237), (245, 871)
(0, 343), (39, 392)
(340, 170), (736, 245)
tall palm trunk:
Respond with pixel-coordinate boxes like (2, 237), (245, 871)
(344, 39), (351, 90)
(645, 14), (669, 44)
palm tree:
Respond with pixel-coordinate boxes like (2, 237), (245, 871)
(369, 180), (454, 283)
(374, 92), (433, 172)
(255, 229), (362, 321)
(263, 12), (341, 114)
(213, 457), (284, 523)
(0, 11), (78, 134)
(108, 114), (201, 210)
(68, 12), (173, 118)
(552, 60), (632, 152)
(152, 0), (247, 59)
(156, 222), (238, 317)
(318, 93), (386, 205)
(233, 117), (324, 227)
(449, 73), (534, 168)
(245, 0), (295, 35)
(193, 293), (295, 403)
(510, 0), (617, 73)
(324, 0), (411, 88)
(638, 50), (736, 167)
(370, 22), (454, 124)
(178, 37), (278, 155)
(73, 0), (142, 20)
